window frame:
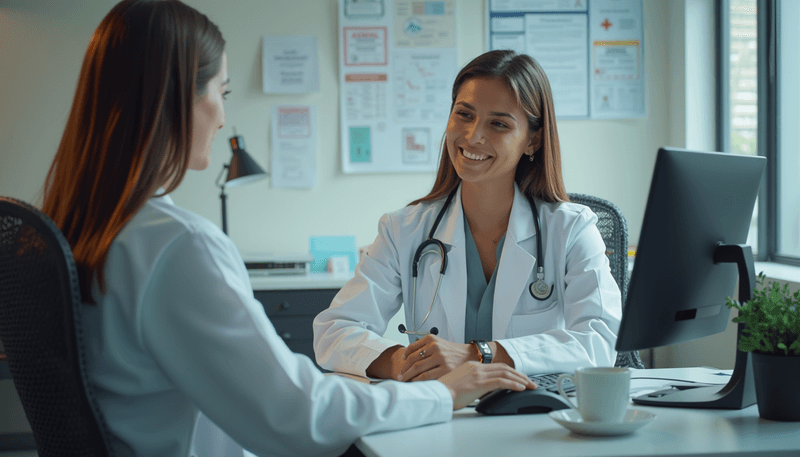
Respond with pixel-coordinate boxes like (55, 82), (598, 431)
(719, 0), (800, 266)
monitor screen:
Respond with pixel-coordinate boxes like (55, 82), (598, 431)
(616, 147), (765, 353)
(615, 148), (766, 409)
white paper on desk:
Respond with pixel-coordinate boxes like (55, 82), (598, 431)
(262, 35), (320, 93)
(629, 367), (732, 397)
(270, 105), (317, 188)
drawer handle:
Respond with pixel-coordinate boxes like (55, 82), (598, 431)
(276, 302), (291, 312)
(280, 332), (292, 340)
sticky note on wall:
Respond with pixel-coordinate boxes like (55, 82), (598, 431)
(309, 235), (357, 273)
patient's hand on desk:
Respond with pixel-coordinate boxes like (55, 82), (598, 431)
(438, 362), (537, 410)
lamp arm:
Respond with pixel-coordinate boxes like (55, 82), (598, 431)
(217, 163), (230, 234)
(215, 163), (230, 190)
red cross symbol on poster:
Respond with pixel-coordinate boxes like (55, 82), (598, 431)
(601, 18), (612, 30)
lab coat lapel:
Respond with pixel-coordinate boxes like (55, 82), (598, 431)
(493, 186), (537, 339)
(426, 186), (467, 343)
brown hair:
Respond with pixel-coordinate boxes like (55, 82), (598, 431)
(410, 50), (567, 206)
(41, 0), (225, 303)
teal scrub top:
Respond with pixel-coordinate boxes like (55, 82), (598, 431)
(463, 212), (506, 343)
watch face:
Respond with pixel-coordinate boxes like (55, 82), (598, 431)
(474, 341), (492, 363)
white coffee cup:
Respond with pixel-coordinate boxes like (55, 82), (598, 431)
(556, 367), (631, 423)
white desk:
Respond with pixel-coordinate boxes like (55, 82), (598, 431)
(356, 368), (800, 457)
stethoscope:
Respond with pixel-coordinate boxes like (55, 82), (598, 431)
(398, 186), (553, 336)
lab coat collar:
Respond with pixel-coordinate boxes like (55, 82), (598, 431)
(426, 185), (466, 340)
(425, 183), (538, 343)
(507, 184), (537, 245)
(430, 184), (465, 248)
(493, 185), (538, 338)
(431, 183), (536, 247)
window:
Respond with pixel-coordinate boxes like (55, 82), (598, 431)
(724, 0), (759, 248)
(720, 0), (800, 266)
(775, 1), (800, 263)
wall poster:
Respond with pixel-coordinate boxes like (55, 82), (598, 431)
(486, 0), (645, 119)
(339, 0), (458, 173)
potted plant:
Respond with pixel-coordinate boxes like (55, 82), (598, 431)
(726, 273), (800, 421)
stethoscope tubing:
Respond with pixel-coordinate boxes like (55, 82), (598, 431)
(400, 185), (552, 336)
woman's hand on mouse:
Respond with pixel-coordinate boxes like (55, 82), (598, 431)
(437, 361), (537, 410)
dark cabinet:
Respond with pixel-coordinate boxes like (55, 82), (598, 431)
(254, 288), (339, 369)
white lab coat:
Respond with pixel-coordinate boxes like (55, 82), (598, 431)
(79, 193), (452, 457)
(314, 184), (622, 377)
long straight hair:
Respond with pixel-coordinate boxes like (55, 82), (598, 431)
(410, 50), (567, 206)
(41, 0), (225, 303)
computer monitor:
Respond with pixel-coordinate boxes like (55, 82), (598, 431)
(616, 147), (766, 409)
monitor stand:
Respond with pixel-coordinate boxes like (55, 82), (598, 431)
(632, 244), (758, 409)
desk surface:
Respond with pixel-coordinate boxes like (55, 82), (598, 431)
(357, 368), (800, 457)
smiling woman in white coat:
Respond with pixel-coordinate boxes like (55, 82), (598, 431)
(314, 50), (622, 383)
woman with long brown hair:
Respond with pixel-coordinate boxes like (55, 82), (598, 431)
(315, 50), (622, 383)
(42, 3), (535, 456)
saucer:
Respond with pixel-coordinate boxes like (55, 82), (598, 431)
(548, 409), (656, 436)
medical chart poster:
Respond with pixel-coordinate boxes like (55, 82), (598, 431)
(270, 105), (317, 188)
(588, 0), (645, 119)
(339, 0), (458, 174)
(486, 0), (645, 120)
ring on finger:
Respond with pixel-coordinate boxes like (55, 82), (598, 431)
(419, 349), (426, 358)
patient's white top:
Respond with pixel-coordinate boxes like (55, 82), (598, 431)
(79, 193), (452, 457)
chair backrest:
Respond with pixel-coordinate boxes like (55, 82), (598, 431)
(0, 197), (112, 456)
(567, 193), (644, 369)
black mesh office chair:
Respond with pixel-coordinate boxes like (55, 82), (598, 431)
(0, 196), (112, 456)
(567, 193), (645, 370)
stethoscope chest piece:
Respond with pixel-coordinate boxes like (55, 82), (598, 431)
(529, 276), (553, 300)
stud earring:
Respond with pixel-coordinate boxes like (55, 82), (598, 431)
(528, 152), (534, 162)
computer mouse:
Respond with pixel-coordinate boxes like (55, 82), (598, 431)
(475, 388), (572, 415)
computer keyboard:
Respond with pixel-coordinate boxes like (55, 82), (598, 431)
(529, 372), (575, 394)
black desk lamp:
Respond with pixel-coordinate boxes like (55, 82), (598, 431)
(215, 130), (268, 234)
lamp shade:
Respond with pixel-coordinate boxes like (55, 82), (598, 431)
(225, 150), (268, 188)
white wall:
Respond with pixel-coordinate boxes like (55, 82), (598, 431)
(0, 0), (671, 255)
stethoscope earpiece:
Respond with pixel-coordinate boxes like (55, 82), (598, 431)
(398, 323), (438, 336)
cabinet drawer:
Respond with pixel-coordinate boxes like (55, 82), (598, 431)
(271, 317), (314, 341)
(255, 289), (338, 317)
